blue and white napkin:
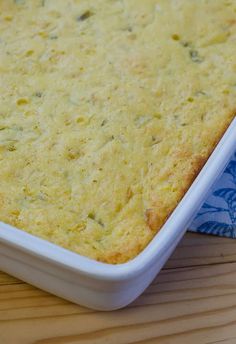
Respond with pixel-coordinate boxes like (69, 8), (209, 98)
(190, 153), (236, 238)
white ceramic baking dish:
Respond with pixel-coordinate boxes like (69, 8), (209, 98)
(0, 118), (236, 310)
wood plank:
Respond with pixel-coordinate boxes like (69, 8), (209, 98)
(1, 261), (236, 343)
(166, 233), (236, 268)
(1, 233), (236, 343)
(0, 271), (20, 285)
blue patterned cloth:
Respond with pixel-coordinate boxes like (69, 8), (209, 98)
(189, 153), (236, 238)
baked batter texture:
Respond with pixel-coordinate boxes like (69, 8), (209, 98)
(0, 0), (235, 263)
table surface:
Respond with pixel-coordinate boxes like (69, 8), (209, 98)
(1, 232), (236, 344)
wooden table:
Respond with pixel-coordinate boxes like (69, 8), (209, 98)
(1, 232), (236, 344)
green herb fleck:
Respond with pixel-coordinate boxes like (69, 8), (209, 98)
(87, 212), (104, 227)
(98, 219), (104, 227)
(201, 113), (206, 121)
(77, 10), (93, 21)
(195, 90), (207, 96)
(7, 143), (16, 152)
(151, 136), (162, 146)
(49, 34), (58, 40)
(101, 119), (107, 127)
(181, 41), (191, 48)
(189, 50), (203, 63)
(88, 212), (95, 220)
(35, 92), (43, 98)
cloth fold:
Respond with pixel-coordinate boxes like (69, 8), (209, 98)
(189, 153), (236, 238)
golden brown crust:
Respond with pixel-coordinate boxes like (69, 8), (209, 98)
(145, 208), (161, 232)
(145, 112), (236, 234)
(103, 113), (235, 264)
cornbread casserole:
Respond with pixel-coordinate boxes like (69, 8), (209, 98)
(0, 0), (235, 264)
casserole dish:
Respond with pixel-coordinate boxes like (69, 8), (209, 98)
(0, 118), (235, 310)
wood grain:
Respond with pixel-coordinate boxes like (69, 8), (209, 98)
(1, 233), (236, 344)
(166, 233), (236, 268)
